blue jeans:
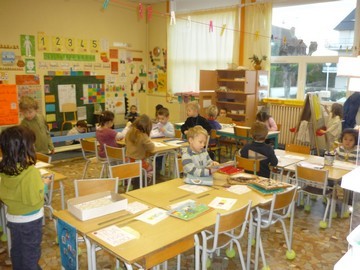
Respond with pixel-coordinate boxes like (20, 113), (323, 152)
(7, 217), (43, 270)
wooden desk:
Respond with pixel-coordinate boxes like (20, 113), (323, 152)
(53, 195), (147, 270)
(87, 178), (274, 270)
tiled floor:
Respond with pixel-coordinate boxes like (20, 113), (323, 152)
(0, 154), (355, 270)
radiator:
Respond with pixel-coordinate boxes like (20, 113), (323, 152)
(269, 104), (303, 146)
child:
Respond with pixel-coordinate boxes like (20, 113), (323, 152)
(151, 107), (175, 138)
(65, 120), (88, 145)
(96, 110), (130, 158)
(240, 122), (278, 178)
(319, 103), (343, 151)
(335, 128), (359, 164)
(125, 114), (155, 174)
(181, 101), (212, 135)
(182, 126), (219, 177)
(126, 105), (139, 123)
(0, 125), (46, 269)
(206, 105), (222, 131)
(219, 108), (227, 118)
(153, 104), (164, 122)
(19, 96), (55, 154)
(256, 110), (278, 131)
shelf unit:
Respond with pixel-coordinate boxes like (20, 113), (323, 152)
(216, 69), (257, 125)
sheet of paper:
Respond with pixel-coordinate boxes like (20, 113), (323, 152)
(126, 201), (149, 214)
(39, 168), (49, 175)
(332, 160), (357, 171)
(208, 197), (237, 210)
(178, 184), (210, 194)
(226, 185), (251, 195)
(298, 161), (323, 170)
(135, 208), (168, 225)
(91, 225), (137, 247)
(283, 155), (306, 160)
(153, 142), (167, 147)
(35, 161), (50, 169)
(170, 199), (196, 210)
(165, 140), (186, 146)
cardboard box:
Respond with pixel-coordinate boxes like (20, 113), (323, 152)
(67, 191), (128, 221)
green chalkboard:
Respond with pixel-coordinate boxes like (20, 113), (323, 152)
(44, 75), (105, 132)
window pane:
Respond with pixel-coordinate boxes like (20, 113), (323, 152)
(305, 63), (347, 102)
(270, 63), (299, 99)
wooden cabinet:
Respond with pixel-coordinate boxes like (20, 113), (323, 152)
(216, 69), (257, 125)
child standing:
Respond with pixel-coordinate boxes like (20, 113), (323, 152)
(319, 103), (343, 151)
(19, 96), (55, 154)
(181, 101), (212, 135)
(96, 110), (130, 158)
(151, 107), (175, 138)
(256, 110), (278, 131)
(65, 120), (88, 145)
(240, 122), (278, 178)
(126, 105), (140, 123)
(125, 114), (155, 174)
(0, 126), (45, 270)
(182, 126), (219, 177)
(335, 128), (359, 164)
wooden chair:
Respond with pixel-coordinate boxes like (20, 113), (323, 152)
(74, 177), (119, 197)
(175, 129), (183, 139)
(285, 144), (311, 154)
(123, 234), (200, 270)
(109, 160), (145, 192)
(217, 116), (233, 124)
(104, 144), (126, 166)
(80, 138), (108, 179)
(205, 129), (222, 162)
(295, 164), (334, 228)
(236, 155), (260, 175)
(201, 201), (252, 270)
(60, 103), (78, 135)
(252, 186), (298, 270)
(36, 152), (52, 163)
(276, 123), (281, 131)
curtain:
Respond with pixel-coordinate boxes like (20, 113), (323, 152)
(168, 9), (239, 93)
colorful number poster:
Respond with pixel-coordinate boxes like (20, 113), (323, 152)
(105, 85), (125, 114)
(82, 84), (105, 104)
(0, 85), (19, 126)
(57, 219), (78, 270)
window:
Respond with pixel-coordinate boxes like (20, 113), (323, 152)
(270, 0), (356, 101)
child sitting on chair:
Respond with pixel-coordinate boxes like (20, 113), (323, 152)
(335, 128), (359, 164)
(182, 126), (219, 177)
(181, 101), (212, 136)
(150, 107), (175, 138)
(256, 110), (278, 131)
(65, 120), (88, 145)
(240, 122), (278, 178)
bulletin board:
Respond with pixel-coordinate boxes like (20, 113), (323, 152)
(0, 84), (19, 126)
(44, 75), (105, 131)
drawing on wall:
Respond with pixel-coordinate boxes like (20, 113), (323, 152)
(105, 85), (125, 114)
(17, 84), (43, 114)
(82, 83), (105, 104)
(25, 59), (36, 74)
(58, 84), (77, 111)
(20, 35), (35, 57)
(0, 85), (19, 126)
(1, 51), (16, 65)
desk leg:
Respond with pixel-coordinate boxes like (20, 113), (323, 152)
(152, 153), (158, 185)
(60, 181), (65, 210)
(84, 236), (94, 270)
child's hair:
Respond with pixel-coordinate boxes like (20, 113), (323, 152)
(186, 125), (208, 140)
(331, 103), (343, 119)
(157, 107), (169, 117)
(340, 128), (358, 146)
(251, 122), (268, 141)
(76, 120), (88, 128)
(206, 105), (218, 118)
(0, 125), (36, 175)
(186, 101), (200, 112)
(155, 104), (164, 112)
(19, 96), (38, 111)
(256, 111), (270, 122)
(99, 110), (115, 127)
(127, 114), (152, 143)
(130, 105), (137, 111)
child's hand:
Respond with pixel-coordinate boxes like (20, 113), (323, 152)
(49, 149), (55, 155)
(125, 121), (132, 128)
(212, 161), (220, 166)
(42, 175), (52, 185)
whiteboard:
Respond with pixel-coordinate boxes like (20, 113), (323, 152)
(58, 84), (76, 112)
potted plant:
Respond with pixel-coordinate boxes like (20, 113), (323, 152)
(249, 54), (267, 70)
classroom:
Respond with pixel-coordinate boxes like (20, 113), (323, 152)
(0, 0), (360, 269)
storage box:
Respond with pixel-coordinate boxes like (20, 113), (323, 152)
(67, 191), (128, 221)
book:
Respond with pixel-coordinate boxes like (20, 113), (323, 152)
(168, 201), (210, 221)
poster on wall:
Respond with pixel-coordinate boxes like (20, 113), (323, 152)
(82, 83), (105, 104)
(0, 85), (19, 126)
(105, 85), (125, 114)
(25, 59), (36, 74)
(20, 34), (35, 57)
(58, 84), (76, 112)
(17, 85), (43, 114)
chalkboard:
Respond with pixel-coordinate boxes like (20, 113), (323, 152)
(44, 75), (105, 131)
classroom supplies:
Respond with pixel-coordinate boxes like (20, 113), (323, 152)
(184, 174), (213, 186)
(168, 201), (210, 221)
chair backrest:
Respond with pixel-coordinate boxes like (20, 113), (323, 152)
(80, 138), (97, 157)
(62, 103), (77, 121)
(236, 155), (260, 175)
(276, 123), (281, 131)
(104, 144), (126, 165)
(285, 144), (310, 154)
(295, 165), (328, 192)
(234, 126), (250, 137)
(109, 160), (143, 190)
(217, 116), (233, 124)
(74, 177), (119, 197)
(175, 129), (182, 139)
(36, 152), (52, 163)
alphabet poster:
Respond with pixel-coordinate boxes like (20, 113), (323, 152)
(0, 84), (19, 126)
